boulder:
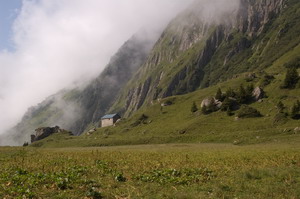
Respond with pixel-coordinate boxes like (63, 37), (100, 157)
(31, 126), (68, 143)
(161, 100), (173, 107)
(294, 127), (300, 134)
(201, 97), (222, 109)
(252, 87), (265, 101)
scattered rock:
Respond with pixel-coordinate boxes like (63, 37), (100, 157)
(294, 127), (300, 134)
(233, 140), (239, 145)
(88, 128), (96, 133)
(161, 100), (173, 107)
(245, 73), (257, 81)
(31, 126), (69, 143)
(201, 97), (222, 109)
(252, 87), (265, 101)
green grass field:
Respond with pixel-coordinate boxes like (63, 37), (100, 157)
(1, 143), (300, 198)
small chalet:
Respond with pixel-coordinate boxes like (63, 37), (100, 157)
(101, 113), (121, 127)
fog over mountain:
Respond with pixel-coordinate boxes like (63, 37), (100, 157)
(0, 0), (193, 139)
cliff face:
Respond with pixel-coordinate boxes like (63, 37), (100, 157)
(71, 33), (155, 134)
(111, 0), (298, 117)
(237, 0), (285, 36)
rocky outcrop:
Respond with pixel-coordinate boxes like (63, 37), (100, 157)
(237, 0), (285, 36)
(31, 126), (66, 143)
(163, 25), (226, 97)
(252, 87), (265, 101)
(110, 0), (289, 117)
(124, 77), (152, 116)
(201, 97), (222, 109)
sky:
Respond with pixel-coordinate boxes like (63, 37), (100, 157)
(0, 0), (22, 51)
(0, 0), (193, 137)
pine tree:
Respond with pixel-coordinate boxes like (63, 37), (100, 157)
(291, 103), (298, 119)
(225, 87), (235, 98)
(246, 84), (254, 97)
(215, 88), (223, 101)
(191, 102), (198, 113)
(291, 100), (300, 119)
(221, 97), (234, 111)
(282, 67), (299, 89)
(237, 84), (247, 104)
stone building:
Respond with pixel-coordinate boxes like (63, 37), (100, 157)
(101, 114), (121, 127)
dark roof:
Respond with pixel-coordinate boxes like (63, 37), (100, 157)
(101, 113), (120, 119)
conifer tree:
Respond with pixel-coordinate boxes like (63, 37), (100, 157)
(291, 100), (300, 119)
(237, 84), (247, 104)
(215, 88), (223, 101)
(191, 102), (198, 113)
(282, 67), (299, 89)
(246, 84), (254, 97)
(225, 87), (235, 98)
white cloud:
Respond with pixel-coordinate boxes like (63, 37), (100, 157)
(0, 0), (192, 136)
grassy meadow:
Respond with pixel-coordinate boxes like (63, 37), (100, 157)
(2, 31), (300, 199)
(1, 143), (300, 199)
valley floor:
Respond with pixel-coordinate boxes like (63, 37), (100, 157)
(0, 143), (300, 198)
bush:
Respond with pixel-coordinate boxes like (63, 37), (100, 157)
(260, 74), (275, 87)
(225, 87), (236, 98)
(215, 88), (224, 101)
(23, 142), (29, 147)
(237, 105), (262, 118)
(290, 100), (300, 119)
(221, 97), (238, 111)
(236, 84), (254, 104)
(284, 56), (300, 69)
(281, 67), (299, 89)
(191, 102), (198, 113)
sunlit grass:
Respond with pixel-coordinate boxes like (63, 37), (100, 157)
(1, 143), (300, 198)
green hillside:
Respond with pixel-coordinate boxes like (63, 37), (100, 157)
(31, 54), (300, 148)
(111, 0), (300, 117)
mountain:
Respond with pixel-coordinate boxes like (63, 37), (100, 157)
(1, 31), (156, 145)
(110, 0), (300, 117)
(2, 0), (300, 146)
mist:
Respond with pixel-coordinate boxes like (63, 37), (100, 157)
(0, 0), (243, 146)
(0, 0), (194, 145)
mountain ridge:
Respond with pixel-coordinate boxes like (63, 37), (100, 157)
(2, 0), (300, 146)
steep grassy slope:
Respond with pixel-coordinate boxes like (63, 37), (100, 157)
(3, 33), (156, 145)
(30, 50), (300, 148)
(111, 0), (300, 117)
